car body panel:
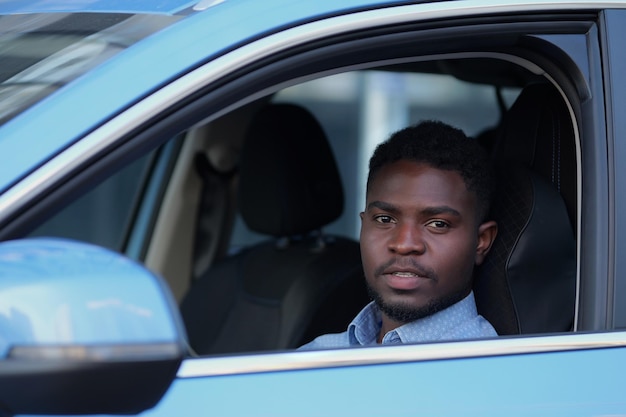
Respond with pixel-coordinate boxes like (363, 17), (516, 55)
(146, 336), (626, 417)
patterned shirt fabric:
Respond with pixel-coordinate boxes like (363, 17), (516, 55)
(299, 291), (496, 350)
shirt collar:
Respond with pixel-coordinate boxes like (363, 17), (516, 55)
(347, 291), (479, 346)
(347, 302), (382, 346)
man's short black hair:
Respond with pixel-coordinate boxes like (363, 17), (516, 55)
(367, 120), (494, 222)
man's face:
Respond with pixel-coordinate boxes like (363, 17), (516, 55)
(360, 160), (495, 325)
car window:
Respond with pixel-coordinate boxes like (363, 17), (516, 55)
(28, 151), (155, 252)
(182, 55), (578, 355)
(0, 12), (181, 126)
(21, 59), (579, 357)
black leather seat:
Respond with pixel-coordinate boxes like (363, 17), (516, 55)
(474, 82), (577, 335)
(491, 82), (577, 226)
(180, 103), (368, 354)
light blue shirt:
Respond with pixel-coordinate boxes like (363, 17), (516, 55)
(299, 291), (496, 350)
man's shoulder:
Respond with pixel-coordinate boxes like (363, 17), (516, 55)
(298, 331), (351, 351)
(447, 314), (498, 339)
(439, 293), (498, 339)
(393, 292), (497, 343)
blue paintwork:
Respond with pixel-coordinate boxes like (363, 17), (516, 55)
(144, 346), (626, 416)
(0, 0), (398, 194)
(0, 238), (185, 357)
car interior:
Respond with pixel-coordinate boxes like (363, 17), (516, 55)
(171, 57), (578, 354)
(28, 55), (579, 356)
(179, 103), (367, 354)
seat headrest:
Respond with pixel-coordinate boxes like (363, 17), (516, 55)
(495, 82), (577, 224)
(474, 162), (576, 335)
(238, 103), (344, 237)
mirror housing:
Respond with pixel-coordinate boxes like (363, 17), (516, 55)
(0, 238), (187, 415)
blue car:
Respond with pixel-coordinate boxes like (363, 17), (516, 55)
(0, 0), (625, 415)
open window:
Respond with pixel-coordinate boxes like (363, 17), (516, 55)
(171, 51), (579, 354)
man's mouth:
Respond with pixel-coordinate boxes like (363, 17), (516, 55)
(375, 259), (437, 291)
(392, 271), (419, 277)
(383, 272), (428, 290)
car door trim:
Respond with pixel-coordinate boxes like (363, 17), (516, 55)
(178, 331), (626, 378)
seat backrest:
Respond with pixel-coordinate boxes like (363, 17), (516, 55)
(474, 162), (577, 335)
(474, 82), (577, 335)
(180, 103), (367, 354)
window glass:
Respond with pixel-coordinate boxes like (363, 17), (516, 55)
(28, 153), (153, 252)
(0, 13), (181, 125)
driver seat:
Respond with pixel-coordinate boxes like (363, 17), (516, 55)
(473, 82), (577, 335)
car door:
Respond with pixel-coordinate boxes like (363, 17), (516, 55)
(154, 334), (626, 417)
(3, 1), (626, 416)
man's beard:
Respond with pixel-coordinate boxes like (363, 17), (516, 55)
(366, 282), (470, 324)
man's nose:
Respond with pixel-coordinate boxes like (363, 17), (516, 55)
(388, 223), (425, 255)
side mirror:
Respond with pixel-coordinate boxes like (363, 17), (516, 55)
(0, 238), (187, 415)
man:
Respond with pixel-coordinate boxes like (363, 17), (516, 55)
(300, 120), (498, 349)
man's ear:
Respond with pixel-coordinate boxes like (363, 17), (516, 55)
(475, 220), (498, 265)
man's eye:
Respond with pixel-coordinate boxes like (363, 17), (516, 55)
(374, 215), (394, 224)
(427, 220), (449, 229)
